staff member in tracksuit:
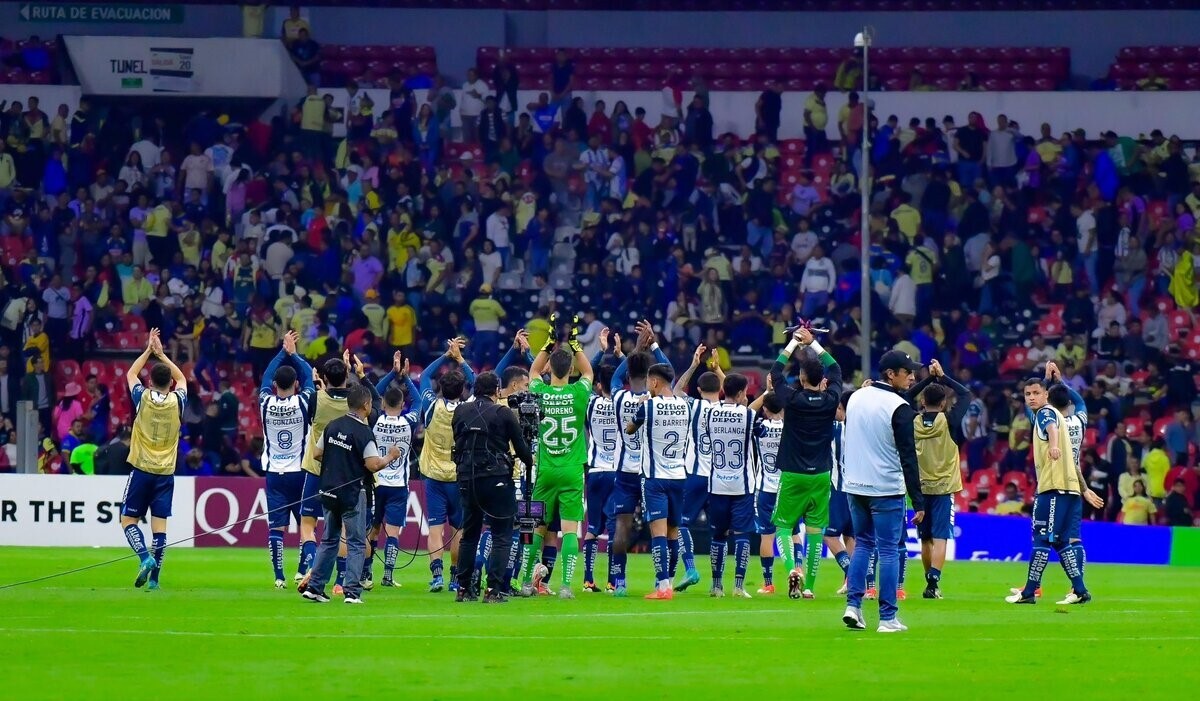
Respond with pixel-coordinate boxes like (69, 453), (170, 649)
(841, 350), (925, 633)
(909, 359), (970, 600)
(451, 371), (534, 603)
(299, 384), (401, 605)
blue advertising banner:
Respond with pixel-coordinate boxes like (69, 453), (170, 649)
(935, 512), (1172, 566)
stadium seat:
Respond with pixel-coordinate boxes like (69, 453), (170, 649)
(55, 360), (80, 384)
(999, 348), (1027, 376)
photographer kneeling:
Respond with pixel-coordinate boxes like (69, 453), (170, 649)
(452, 372), (534, 602)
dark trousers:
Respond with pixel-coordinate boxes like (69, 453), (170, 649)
(308, 489), (368, 598)
(455, 473), (516, 593)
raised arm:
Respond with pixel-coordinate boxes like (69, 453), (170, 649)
(126, 331), (158, 393)
(260, 348), (288, 397)
(672, 344), (707, 397)
(149, 331), (187, 389)
(611, 356), (629, 394)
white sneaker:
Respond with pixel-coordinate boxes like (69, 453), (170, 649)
(274, 579), (286, 590)
(344, 596), (364, 604)
(877, 618), (908, 633)
(842, 606), (866, 630)
(836, 578), (848, 595)
(732, 587), (752, 599)
(1005, 592), (1037, 604)
(710, 586), (725, 598)
(558, 587), (575, 600)
(801, 589), (815, 599)
(519, 583), (535, 598)
(361, 578), (374, 591)
(1056, 591), (1091, 605)
(293, 572), (305, 582)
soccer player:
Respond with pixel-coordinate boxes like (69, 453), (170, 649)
(823, 390), (855, 596)
(260, 331), (317, 588)
(121, 329), (186, 589)
(750, 385), (785, 594)
(417, 339), (477, 592)
(911, 360), (970, 599)
(370, 352), (421, 588)
(701, 372), (758, 598)
(608, 321), (670, 596)
(582, 332), (620, 592)
(520, 323), (593, 599)
(767, 327), (843, 599)
(626, 361), (694, 600)
(1006, 372), (1104, 606)
(673, 349), (721, 592)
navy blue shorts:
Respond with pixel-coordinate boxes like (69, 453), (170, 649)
(756, 490), (778, 534)
(585, 470), (616, 536)
(607, 471), (643, 516)
(917, 493), (954, 541)
(121, 468), (174, 519)
(641, 477), (685, 526)
(707, 493), (755, 536)
(681, 474), (709, 527)
(1032, 491), (1082, 546)
(300, 471), (322, 519)
(425, 478), (463, 528)
(266, 471), (305, 529)
(374, 485), (410, 529)
(824, 487), (854, 538)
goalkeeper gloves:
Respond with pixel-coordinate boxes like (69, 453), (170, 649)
(568, 314), (583, 353)
(543, 313), (559, 354)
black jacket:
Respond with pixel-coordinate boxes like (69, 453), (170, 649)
(769, 350), (843, 475)
(452, 396), (533, 480)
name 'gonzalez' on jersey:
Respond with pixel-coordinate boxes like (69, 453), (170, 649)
(636, 396), (695, 480)
(754, 416), (784, 493)
(373, 410), (420, 488)
(613, 388), (648, 474)
(260, 387), (315, 473)
(586, 394), (618, 472)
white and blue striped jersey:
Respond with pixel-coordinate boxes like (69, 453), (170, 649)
(613, 388), (648, 475)
(373, 411), (420, 488)
(634, 396), (694, 480)
(684, 398), (716, 478)
(259, 388), (316, 473)
(754, 416), (784, 494)
(1062, 396), (1088, 473)
(829, 420), (846, 492)
(586, 395), (618, 472)
(705, 402), (756, 496)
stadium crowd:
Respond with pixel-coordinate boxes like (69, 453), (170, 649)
(0, 29), (1198, 524)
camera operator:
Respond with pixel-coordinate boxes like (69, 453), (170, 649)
(452, 371), (534, 602)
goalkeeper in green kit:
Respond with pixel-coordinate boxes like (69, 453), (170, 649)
(519, 315), (594, 599)
(768, 326), (843, 599)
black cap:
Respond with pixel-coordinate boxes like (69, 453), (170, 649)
(879, 350), (922, 374)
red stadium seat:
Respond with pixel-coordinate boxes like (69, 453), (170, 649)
(999, 348), (1027, 376)
(55, 360), (80, 384)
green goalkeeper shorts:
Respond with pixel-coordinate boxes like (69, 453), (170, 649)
(531, 468), (584, 523)
(771, 472), (831, 532)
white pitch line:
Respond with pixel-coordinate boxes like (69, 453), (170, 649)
(1, 628), (1197, 644)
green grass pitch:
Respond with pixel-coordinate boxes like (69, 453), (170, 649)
(1, 548), (1197, 701)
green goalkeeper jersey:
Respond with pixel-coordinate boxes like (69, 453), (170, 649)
(530, 377), (591, 474)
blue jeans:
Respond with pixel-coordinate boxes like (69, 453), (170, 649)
(307, 489), (368, 598)
(474, 330), (500, 369)
(530, 246), (550, 277)
(1077, 251), (1098, 295)
(1125, 276), (1146, 317)
(747, 222), (772, 258)
(846, 494), (904, 622)
(956, 160), (981, 188)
